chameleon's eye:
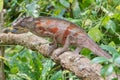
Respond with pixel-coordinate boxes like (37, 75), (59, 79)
(20, 21), (26, 27)
(11, 28), (18, 33)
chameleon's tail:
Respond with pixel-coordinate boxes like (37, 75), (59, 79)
(83, 37), (111, 59)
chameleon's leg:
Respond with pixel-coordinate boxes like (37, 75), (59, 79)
(43, 31), (57, 48)
(54, 35), (71, 57)
(49, 36), (57, 47)
(73, 47), (83, 54)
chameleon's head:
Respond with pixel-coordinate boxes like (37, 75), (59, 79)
(4, 17), (34, 34)
(12, 17), (35, 34)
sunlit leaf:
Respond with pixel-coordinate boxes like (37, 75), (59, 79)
(102, 16), (110, 26)
(108, 41), (116, 47)
(112, 13), (120, 21)
(69, 0), (73, 3)
(88, 26), (103, 42)
(0, 0), (3, 12)
(84, 19), (92, 26)
(10, 66), (19, 74)
(116, 5), (120, 11)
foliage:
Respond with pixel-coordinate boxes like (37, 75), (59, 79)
(3, 0), (120, 80)
(0, 0), (3, 12)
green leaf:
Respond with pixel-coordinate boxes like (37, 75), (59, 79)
(8, 74), (22, 80)
(72, 0), (81, 18)
(92, 57), (108, 63)
(80, 0), (94, 8)
(81, 48), (91, 56)
(96, 0), (103, 4)
(88, 26), (103, 42)
(111, 78), (118, 80)
(102, 16), (110, 26)
(112, 13), (120, 21)
(114, 56), (120, 65)
(53, 8), (65, 17)
(10, 66), (19, 74)
(50, 70), (62, 80)
(108, 41), (116, 47)
(100, 45), (118, 55)
(116, 5), (120, 11)
(0, 0), (3, 12)
(66, 18), (81, 23)
(42, 59), (55, 80)
(26, 1), (39, 17)
(105, 20), (116, 33)
(17, 73), (31, 80)
(69, 0), (74, 3)
(101, 64), (114, 76)
(59, 0), (70, 8)
(84, 19), (92, 26)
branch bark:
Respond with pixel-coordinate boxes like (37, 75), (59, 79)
(0, 10), (5, 80)
(0, 33), (117, 80)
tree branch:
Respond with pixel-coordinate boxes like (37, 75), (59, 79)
(0, 33), (117, 80)
(0, 10), (5, 80)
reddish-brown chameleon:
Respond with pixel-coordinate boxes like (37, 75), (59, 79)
(8, 17), (111, 58)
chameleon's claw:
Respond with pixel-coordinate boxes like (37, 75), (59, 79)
(52, 48), (63, 60)
(52, 48), (69, 60)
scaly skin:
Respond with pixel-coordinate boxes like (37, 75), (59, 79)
(10, 17), (111, 58)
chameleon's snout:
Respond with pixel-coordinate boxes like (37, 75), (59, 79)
(3, 27), (18, 33)
(3, 27), (29, 34)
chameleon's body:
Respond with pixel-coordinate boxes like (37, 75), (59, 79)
(10, 17), (111, 58)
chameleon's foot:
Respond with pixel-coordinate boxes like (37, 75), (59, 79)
(73, 47), (82, 54)
(52, 48), (69, 60)
(52, 35), (71, 59)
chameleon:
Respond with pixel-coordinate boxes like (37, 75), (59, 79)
(5, 17), (111, 58)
